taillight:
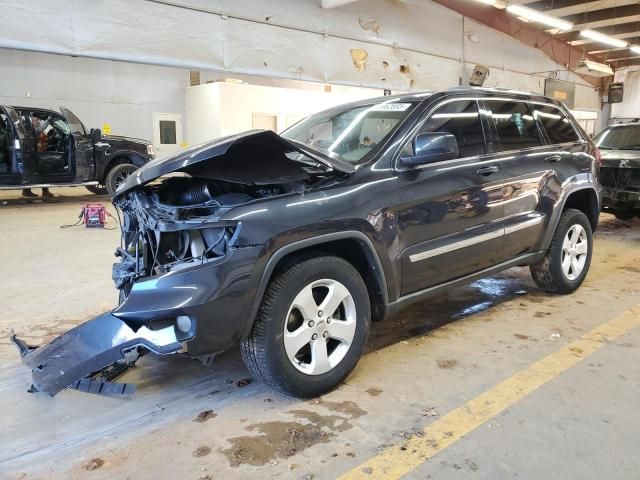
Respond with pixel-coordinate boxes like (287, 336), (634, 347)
(594, 148), (602, 167)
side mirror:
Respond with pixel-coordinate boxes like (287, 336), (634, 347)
(400, 132), (459, 168)
(90, 128), (101, 142)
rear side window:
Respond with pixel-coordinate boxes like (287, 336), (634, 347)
(484, 100), (542, 152)
(415, 100), (485, 158)
(533, 105), (580, 144)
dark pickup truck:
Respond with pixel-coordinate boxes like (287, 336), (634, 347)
(12, 88), (601, 398)
(594, 121), (640, 220)
(0, 106), (155, 196)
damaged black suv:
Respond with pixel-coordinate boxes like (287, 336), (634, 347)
(12, 88), (601, 398)
(594, 120), (640, 220)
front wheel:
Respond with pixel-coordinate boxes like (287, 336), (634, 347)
(241, 255), (370, 398)
(105, 163), (138, 196)
(530, 209), (593, 294)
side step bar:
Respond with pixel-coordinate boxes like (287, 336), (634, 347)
(0, 181), (99, 190)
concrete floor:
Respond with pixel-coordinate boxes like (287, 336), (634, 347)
(1, 187), (639, 480)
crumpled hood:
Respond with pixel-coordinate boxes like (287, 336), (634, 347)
(115, 129), (354, 197)
(600, 149), (640, 169)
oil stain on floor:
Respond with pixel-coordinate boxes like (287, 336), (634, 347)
(221, 400), (366, 467)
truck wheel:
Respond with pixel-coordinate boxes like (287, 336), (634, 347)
(85, 185), (108, 195)
(105, 163), (138, 196)
(530, 209), (593, 294)
(241, 255), (370, 398)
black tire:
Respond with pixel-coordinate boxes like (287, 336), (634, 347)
(241, 255), (371, 398)
(530, 208), (593, 294)
(85, 185), (108, 195)
(614, 211), (635, 221)
(105, 163), (138, 196)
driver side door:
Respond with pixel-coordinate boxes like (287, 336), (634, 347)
(395, 98), (505, 295)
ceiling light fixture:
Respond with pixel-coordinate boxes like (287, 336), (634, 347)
(574, 59), (614, 77)
(506, 4), (573, 31)
(630, 45), (640, 54)
(580, 30), (628, 48)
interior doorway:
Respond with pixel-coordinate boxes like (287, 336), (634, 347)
(152, 113), (183, 156)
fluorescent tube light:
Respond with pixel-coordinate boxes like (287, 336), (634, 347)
(580, 30), (628, 48)
(631, 45), (640, 55)
(506, 5), (573, 31)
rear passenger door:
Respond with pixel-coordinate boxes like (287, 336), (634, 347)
(396, 98), (505, 295)
(481, 99), (569, 261)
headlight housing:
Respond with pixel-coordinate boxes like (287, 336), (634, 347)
(146, 144), (156, 157)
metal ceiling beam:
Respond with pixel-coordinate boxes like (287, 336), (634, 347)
(606, 57), (640, 67)
(595, 48), (637, 60)
(430, 0), (603, 88)
(563, 21), (640, 43)
(562, 4), (640, 26)
(527, 0), (618, 11)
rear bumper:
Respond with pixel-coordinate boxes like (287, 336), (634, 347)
(11, 313), (182, 396)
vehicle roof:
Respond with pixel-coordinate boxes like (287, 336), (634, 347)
(606, 120), (640, 127)
(11, 106), (62, 115)
(318, 87), (564, 112)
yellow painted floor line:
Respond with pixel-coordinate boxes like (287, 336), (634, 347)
(338, 305), (640, 480)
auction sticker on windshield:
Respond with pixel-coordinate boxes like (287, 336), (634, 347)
(371, 103), (412, 111)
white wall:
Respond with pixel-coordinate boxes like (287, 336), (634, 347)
(611, 66), (640, 120)
(0, 0), (600, 109)
(0, 49), (188, 141)
(0, 0), (605, 145)
(186, 82), (382, 145)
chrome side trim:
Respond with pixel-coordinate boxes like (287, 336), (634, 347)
(504, 216), (544, 235)
(409, 215), (545, 263)
(409, 229), (503, 263)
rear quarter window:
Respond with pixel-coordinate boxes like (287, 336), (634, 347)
(532, 105), (580, 144)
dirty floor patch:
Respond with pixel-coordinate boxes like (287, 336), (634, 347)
(221, 401), (366, 467)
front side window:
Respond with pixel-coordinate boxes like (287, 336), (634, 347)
(533, 105), (580, 144)
(282, 101), (418, 164)
(412, 100), (485, 158)
(29, 111), (68, 153)
(594, 125), (640, 150)
(484, 100), (542, 152)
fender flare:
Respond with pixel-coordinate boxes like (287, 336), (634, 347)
(540, 184), (600, 251)
(242, 231), (390, 339)
(100, 152), (147, 181)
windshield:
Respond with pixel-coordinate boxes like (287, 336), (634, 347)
(281, 100), (418, 164)
(60, 108), (87, 136)
(594, 125), (640, 150)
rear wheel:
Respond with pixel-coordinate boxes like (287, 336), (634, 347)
(241, 255), (370, 398)
(530, 209), (593, 294)
(105, 163), (138, 196)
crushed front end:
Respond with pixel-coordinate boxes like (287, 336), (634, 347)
(11, 130), (340, 396)
(600, 153), (640, 217)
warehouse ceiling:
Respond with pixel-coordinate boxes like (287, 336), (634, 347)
(522, 0), (640, 68)
(433, 0), (640, 86)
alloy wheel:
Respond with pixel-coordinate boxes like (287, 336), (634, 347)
(561, 224), (588, 280)
(283, 278), (357, 375)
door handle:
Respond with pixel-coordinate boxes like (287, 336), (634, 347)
(476, 165), (499, 176)
(545, 154), (562, 163)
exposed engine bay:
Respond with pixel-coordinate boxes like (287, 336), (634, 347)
(10, 129), (349, 397)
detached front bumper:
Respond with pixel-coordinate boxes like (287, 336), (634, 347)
(11, 313), (182, 396)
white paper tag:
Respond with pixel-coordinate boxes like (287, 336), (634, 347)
(370, 103), (412, 112)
